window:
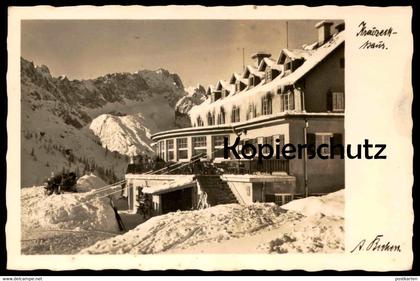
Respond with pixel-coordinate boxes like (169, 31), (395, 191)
(262, 95), (273, 115)
(271, 69), (280, 80)
(332, 92), (345, 112)
(166, 139), (174, 161)
(242, 138), (257, 156)
(217, 107), (226, 124)
(265, 68), (272, 82)
(262, 136), (274, 155)
(178, 150), (188, 159)
(158, 141), (165, 160)
(177, 138), (187, 149)
(196, 116), (204, 127)
(214, 91), (222, 101)
(327, 92), (345, 112)
(249, 76), (255, 88)
(236, 81), (245, 92)
(193, 136), (206, 147)
(167, 151), (174, 161)
(177, 138), (188, 160)
(166, 139), (174, 150)
(316, 133), (333, 156)
(222, 89), (229, 98)
(282, 92), (295, 111)
(207, 112), (215, 126)
(246, 103), (257, 120)
(212, 135), (228, 158)
(231, 106), (240, 123)
(192, 136), (207, 157)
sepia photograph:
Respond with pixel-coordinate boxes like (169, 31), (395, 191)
(19, 19), (345, 255)
(6, 5), (413, 272)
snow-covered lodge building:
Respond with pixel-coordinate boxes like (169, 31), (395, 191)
(125, 21), (345, 215)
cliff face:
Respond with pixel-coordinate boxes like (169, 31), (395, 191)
(21, 57), (187, 185)
(174, 84), (207, 128)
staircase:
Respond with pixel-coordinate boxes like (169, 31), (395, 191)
(196, 175), (238, 206)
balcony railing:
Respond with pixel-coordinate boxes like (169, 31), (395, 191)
(127, 158), (289, 176)
(218, 159), (289, 175)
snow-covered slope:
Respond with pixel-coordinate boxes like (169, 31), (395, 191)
(89, 113), (155, 156)
(21, 57), (187, 185)
(80, 190), (344, 254)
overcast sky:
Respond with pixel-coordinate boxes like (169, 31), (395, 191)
(21, 20), (342, 87)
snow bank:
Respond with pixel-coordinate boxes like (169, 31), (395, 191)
(80, 203), (298, 254)
(76, 173), (109, 192)
(21, 186), (119, 233)
(258, 213), (344, 254)
(282, 189), (344, 217)
(79, 190), (344, 254)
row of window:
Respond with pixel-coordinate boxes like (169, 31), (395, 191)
(195, 91), (344, 127)
(196, 93), (288, 126)
(157, 132), (343, 161)
(156, 135), (230, 161)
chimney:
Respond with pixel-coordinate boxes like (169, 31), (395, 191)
(315, 21), (334, 46)
(251, 52), (271, 66)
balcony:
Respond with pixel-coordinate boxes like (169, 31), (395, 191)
(126, 158), (289, 176)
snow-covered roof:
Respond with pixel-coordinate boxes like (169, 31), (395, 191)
(229, 72), (242, 84)
(302, 41), (319, 51)
(142, 176), (196, 195)
(270, 64), (284, 71)
(258, 57), (276, 71)
(242, 65), (257, 78)
(189, 31), (344, 120)
(215, 80), (231, 91)
(277, 48), (314, 64)
(206, 85), (214, 95)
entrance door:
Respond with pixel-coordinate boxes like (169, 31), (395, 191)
(161, 187), (193, 214)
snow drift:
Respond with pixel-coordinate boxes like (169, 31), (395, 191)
(21, 185), (119, 233)
(76, 173), (109, 192)
(80, 190), (344, 254)
(282, 189), (344, 217)
(21, 174), (120, 254)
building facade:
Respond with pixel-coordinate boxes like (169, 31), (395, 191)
(126, 21), (345, 213)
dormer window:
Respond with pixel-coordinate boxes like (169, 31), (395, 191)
(272, 69), (280, 80)
(235, 80), (245, 92)
(249, 76), (254, 88)
(214, 91), (222, 101)
(265, 68), (272, 82)
(222, 89), (229, 98)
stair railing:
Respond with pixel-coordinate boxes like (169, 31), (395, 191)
(228, 181), (246, 205)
